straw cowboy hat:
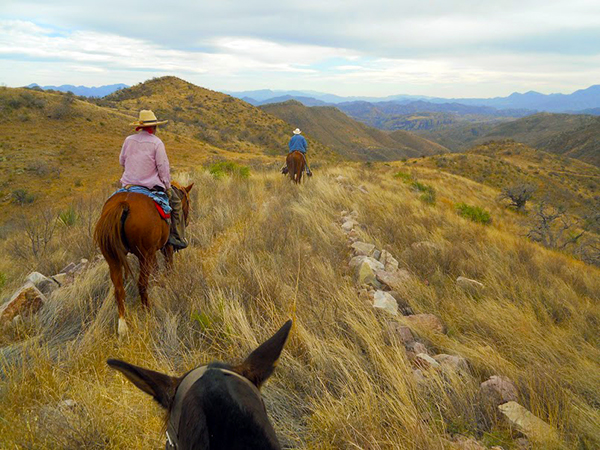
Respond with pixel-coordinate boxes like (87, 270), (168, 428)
(130, 110), (168, 127)
(293, 128), (302, 134)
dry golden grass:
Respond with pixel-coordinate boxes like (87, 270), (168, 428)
(0, 165), (599, 449)
(0, 82), (331, 226)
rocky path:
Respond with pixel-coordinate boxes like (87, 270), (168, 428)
(337, 208), (559, 450)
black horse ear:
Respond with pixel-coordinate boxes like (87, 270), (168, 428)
(107, 359), (179, 409)
(234, 320), (293, 389)
(184, 183), (194, 193)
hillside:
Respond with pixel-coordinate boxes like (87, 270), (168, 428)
(0, 78), (336, 224)
(101, 76), (331, 158)
(0, 164), (599, 449)
(405, 141), (600, 234)
(261, 100), (448, 161)
(419, 113), (600, 166)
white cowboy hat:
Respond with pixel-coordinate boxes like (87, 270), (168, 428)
(130, 109), (168, 127)
(293, 128), (301, 134)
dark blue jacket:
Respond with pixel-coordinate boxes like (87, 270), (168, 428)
(289, 134), (307, 153)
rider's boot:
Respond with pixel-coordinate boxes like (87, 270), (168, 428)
(303, 154), (313, 176)
(167, 187), (188, 250)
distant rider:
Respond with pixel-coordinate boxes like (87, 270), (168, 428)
(120, 110), (188, 250)
(282, 128), (312, 176)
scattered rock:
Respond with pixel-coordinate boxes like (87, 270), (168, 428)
(498, 401), (559, 446)
(433, 354), (469, 373)
(456, 276), (485, 293)
(346, 229), (360, 242)
(412, 369), (427, 384)
(372, 249), (381, 260)
(71, 259), (89, 275)
(26, 272), (60, 296)
(376, 268), (412, 290)
(415, 353), (440, 369)
(349, 255), (366, 268)
(0, 283), (46, 325)
(408, 342), (429, 355)
(385, 322), (415, 345)
(59, 262), (77, 274)
(351, 241), (376, 256)
(357, 185), (369, 194)
(336, 175), (347, 182)
(52, 273), (69, 286)
(379, 250), (399, 271)
(357, 260), (382, 288)
(387, 291), (414, 315)
(342, 220), (358, 232)
(373, 290), (398, 315)
(480, 375), (518, 408)
(404, 313), (446, 334)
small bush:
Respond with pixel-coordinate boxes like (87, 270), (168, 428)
(58, 206), (78, 226)
(208, 161), (250, 179)
(394, 171), (412, 182)
(410, 181), (433, 193)
(420, 190), (436, 205)
(455, 203), (491, 224)
(0, 272), (6, 289)
(11, 189), (35, 205)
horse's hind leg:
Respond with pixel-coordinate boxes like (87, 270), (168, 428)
(138, 253), (157, 309)
(108, 259), (128, 336)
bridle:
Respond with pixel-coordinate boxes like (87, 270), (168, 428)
(165, 366), (263, 450)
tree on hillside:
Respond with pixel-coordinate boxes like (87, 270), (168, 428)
(499, 183), (536, 210)
(527, 201), (584, 250)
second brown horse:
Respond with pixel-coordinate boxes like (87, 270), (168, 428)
(94, 182), (193, 335)
(286, 151), (306, 184)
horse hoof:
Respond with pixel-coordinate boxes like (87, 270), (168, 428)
(118, 318), (129, 336)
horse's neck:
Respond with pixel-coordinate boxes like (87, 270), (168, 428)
(179, 383), (280, 450)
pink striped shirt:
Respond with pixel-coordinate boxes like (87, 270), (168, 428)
(119, 131), (171, 189)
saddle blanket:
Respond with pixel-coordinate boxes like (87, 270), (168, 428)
(111, 185), (172, 218)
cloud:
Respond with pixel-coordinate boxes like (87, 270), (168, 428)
(1, 0), (600, 96)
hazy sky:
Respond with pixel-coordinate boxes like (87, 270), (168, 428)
(1, 0), (599, 97)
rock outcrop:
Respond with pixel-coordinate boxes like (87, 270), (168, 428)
(0, 283), (47, 325)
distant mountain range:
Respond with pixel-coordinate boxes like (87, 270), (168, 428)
(26, 82), (600, 114)
(26, 83), (129, 97)
(231, 85), (600, 115)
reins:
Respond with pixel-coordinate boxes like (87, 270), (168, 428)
(166, 366), (263, 449)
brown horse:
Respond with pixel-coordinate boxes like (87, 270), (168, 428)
(286, 151), (306, 184)
(107, 320), (292, 450)
(94, 182), (193, 335)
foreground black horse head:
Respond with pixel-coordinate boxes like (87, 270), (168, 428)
(107, 320), (293, 450)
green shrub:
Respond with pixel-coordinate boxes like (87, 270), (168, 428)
(11, 189), (35, 205)
(58, 206), (78, 226)
(419, 190), (436, 205)
(208, 161), (250, 179)
(394, 171), (412, 182)
(455, 203), (491, 224)
(410, 181), (433, 193)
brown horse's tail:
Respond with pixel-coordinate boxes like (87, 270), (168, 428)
(287, 153), (297, 182)
(94, 201), (132, 277)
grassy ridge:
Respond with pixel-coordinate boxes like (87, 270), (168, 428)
(0, 165), (598, 449)
(261, 100), (448, 161)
